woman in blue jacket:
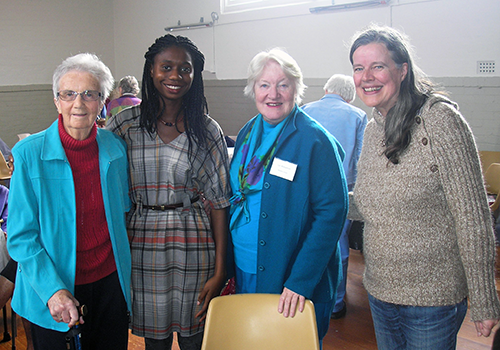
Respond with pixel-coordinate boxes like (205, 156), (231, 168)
(7, 53), (131, 350)
(228, 48), (348, 347)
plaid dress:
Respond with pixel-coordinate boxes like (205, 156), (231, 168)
(106, 106), (230, 339)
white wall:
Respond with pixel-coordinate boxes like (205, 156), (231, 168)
(0, 0), (499, 151)
(0, 0), (114, 86)
(2, 0), (498, 84)
(111, 0), (500, 80)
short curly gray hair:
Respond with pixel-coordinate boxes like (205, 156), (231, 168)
(52, 53), (114, 101)
(118, 75), (140, 95)
(323, 74), (356, 103)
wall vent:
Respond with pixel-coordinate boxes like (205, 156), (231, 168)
(477, 61), (495, 74)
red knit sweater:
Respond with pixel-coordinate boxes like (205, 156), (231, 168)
(58, 116), (116, 285)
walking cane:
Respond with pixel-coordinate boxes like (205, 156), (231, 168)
(65, 305), (87, 350)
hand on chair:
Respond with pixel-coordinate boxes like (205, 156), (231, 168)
(278, 287), (305, 318)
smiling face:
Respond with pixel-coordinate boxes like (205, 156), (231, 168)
(151, 46), (194, 103)
(254, 60), (296, 125)
(352, 43), (408, 117)
(54, 71), (103, 140)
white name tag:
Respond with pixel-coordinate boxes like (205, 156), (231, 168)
(269, 158), (297, 182)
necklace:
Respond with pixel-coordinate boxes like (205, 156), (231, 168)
(159, 119), (176, 127)
(158, 110), (184, 127)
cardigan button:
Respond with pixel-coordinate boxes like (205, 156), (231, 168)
(259, 240), (266, 246)
(258, 265), (265, 272)
(430, 164), (439, 172)
(415, 116), (421, 124)
(263, 182), (270, 189)
(261, 212), (268, 219)
(421, 138), (428, 146)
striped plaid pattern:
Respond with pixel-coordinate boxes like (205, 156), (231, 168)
(107, 106), (230, 339)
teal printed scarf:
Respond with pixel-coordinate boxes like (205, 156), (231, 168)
(229, 110), (293, 230)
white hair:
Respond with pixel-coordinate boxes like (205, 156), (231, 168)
(52, 53), (114, 101)
(244, 48), (307, 104)
(323, 74), (356, 103)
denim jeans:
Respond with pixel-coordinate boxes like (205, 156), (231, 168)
(368, 294), (467, 350)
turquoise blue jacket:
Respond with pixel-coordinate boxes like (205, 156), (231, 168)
(7, 119), (131, 331)
(229, 106), (348, 303)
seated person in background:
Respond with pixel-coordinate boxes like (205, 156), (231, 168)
(224, 135), (235, 147)
(105, 75), (141, 120)
(0, 184), (7, 231)
(0, 184), (34, 350)
(0, 138), (11, 160)
(0, 259), (34, 350)
(0, 138), (12, 187)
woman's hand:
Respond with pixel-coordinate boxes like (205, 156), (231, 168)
(194, 207), (228, 322)
(195, 273), (225, 322)
(474, 319), (499, 337)
(278, 287), (306, 318)
(47, 289), (84, 328)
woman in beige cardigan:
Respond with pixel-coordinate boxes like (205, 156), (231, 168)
(348, 24), (500, 350)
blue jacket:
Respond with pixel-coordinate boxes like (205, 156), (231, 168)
(229, 107), (348, 303)
(302, 94), (367, 186)
(7, 119), (132, 331)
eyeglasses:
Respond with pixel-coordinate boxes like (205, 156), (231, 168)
(57, 90), (102, 102)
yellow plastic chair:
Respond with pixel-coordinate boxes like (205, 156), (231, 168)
(201, 294), (320, 350)
(485, 163), (500, 212)
(479, 151), (500, 175)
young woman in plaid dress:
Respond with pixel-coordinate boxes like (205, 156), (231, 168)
(107, 34), (231, 350)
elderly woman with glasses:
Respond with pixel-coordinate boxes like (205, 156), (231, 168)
(7, 53), (131, 350)
(228, 48), (348, 348)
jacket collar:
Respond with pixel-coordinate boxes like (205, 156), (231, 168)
(274, 104), (299, 148)
(40, 118), (123, 163)
(41, 119), (66, 161)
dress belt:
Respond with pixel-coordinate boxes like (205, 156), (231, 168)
(142, 196), (200, 211)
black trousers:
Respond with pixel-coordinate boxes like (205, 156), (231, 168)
(30, 271), (129, 350)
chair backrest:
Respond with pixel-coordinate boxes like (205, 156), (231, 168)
(485, 163), (500, 195)
(0, 153), (11, 180)
(201, 294), (320, 350)
(485, 163), (500, 212)
(479, 151), (500, 175)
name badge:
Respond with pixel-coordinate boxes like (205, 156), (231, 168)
(269, 158), (297, 182)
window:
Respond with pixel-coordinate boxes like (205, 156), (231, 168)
(221, 0), (317, 14)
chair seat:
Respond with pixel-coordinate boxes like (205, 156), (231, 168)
(201, 293), (320, 350)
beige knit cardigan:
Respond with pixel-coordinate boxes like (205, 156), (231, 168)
(349, 94), (500, 321)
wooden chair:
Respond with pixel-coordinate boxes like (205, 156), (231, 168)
(201, 294), (320, 350)
(485, 163), (500, 212)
